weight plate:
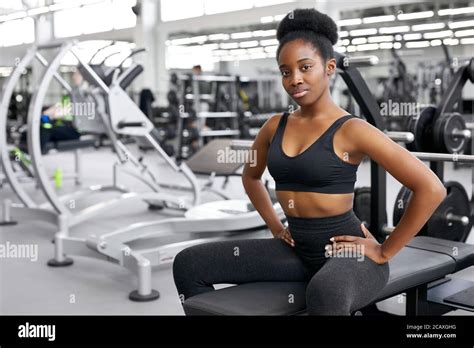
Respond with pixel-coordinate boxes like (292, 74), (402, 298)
(406, 106), (436, 152)
(353, 187), (387, 241)
(392, 186), (423, 231)
(354, 187), (371, 226)
(426, 181), (472, 242)
(393, 182), (472, 242)
(433, 113), (467, 154)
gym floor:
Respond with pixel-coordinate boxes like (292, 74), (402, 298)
(1, 146), (473, 315)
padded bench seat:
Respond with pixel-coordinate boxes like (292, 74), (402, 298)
(45, 137), (98, 153)
(182, 236), (474, 315)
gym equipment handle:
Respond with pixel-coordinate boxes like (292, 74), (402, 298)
(385, 131), (414, 143)
(346, 56), (379, 67)
(451, 129), (472, 139)
(413, 152), (474, 163)
(446, 213), (470, 226)
(117, 121), (146, 129)
(382, 212), (469, 235)
(231, 131), (415, 150)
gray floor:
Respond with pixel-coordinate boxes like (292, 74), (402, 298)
(0, 146), (473, 315)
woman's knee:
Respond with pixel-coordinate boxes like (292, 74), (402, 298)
(305, 277), (353, 315)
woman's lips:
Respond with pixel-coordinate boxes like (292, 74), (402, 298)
(292, 90), (308, 98)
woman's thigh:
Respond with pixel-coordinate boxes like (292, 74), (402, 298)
(305, 255), (390, 315)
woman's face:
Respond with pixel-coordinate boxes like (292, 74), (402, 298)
(278, 39), (334, 107)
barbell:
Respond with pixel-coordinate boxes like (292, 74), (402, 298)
(405, 106), (472, 154)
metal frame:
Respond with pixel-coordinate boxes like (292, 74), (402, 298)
(52, 199), (284, 300)
(23, 43), (202, 227)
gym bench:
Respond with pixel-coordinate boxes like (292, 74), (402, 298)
(182, 236), (474, 315)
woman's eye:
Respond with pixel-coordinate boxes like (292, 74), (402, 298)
(302, 64), (312, 71)
(281, 71), (290, 77)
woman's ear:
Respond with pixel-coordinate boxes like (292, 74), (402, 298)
(326, 58), (337, 76)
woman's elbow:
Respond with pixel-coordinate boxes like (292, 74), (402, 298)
(429, 182), (447, 204)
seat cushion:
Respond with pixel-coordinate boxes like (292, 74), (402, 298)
(407, 236), (474, 271)
(183, 243), (458, 315)
(183, 282), (307, 316)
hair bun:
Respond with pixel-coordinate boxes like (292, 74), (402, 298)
(276, 8), (338, 45)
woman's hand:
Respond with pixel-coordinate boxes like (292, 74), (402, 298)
(329, 224), (388, 264)
(273, 227), (295, 247)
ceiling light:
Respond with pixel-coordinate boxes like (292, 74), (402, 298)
(379, 42), (393, 49)
(171, 38), (193, 45)
(448, 20), (474, 29)
(404, 33), (422, 40)
(252, 29), (276, 37)
(412, 23), (445, 31)
(240, 40), (259, 48)
(356, 43), (379, 51)
(260, 16), (273, 23)
(423, 30), (453, 39)
(190, 35), (208, 43)
(260, 39), (278, 46)
(264, 45), (278, 53)
(439, 7), (474, 16)
(338, 18), (362, 26)
(363, 15), (395, 24)
(352, 38), (367, 44)
(443, 38), (459, 45)
(430, 39), (442, 46)
(460, 37), (474, 44)
(274, 14), (285, 21)
(350, 28), (377, 36)
(209, 34), (230, 41)
(231, 32), (253, 39)
(406, 41), (430, 48)
(455, 29), (474, 37)
(398, 11), (433, 20)
(220, 42), (239, 49)
(368, 35), (394, 43)
(379, 26), (410, 34)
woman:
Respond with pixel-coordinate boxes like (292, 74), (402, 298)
(173, 8), (446, 315)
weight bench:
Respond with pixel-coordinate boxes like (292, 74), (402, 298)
(43, 136), (98, 153)
(182, 236), (474, 315)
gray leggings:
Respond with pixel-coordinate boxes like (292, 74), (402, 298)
(173, 209), (390, 315)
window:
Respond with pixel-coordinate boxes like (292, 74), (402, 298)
(161, 0), (295, 21)
(0, 18), (35, 47)
(204, 0), (254, 15)
(54, 0), (136, 39)
(161, 0), (204, 22)
(112, 0), (137, 30)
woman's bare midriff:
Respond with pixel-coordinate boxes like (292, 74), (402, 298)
(276, 191), (353, 217)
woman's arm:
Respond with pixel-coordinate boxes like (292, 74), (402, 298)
(242, 115), (287, 238)
(334, 118), (446, 263)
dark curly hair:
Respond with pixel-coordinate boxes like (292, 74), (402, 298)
(276, 8), (338, 61)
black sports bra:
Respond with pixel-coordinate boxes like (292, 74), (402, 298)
(267, 112), (359, 194)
